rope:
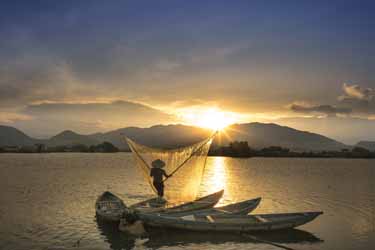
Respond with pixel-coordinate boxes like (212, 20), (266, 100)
(123, 136), (157, 194)
(127, 138), (152, 170)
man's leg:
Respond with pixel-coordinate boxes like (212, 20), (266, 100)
(153, 182), (163, 197)
(160, 183), (164, 197)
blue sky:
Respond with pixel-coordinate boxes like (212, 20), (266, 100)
(0, 0), (374, 143)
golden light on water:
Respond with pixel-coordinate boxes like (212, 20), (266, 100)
(204, 157), (227, 197)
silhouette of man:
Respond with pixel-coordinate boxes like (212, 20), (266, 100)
(150, 159), (170, 197)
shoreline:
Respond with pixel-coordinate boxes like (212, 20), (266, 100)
(1, 151), (374, 159)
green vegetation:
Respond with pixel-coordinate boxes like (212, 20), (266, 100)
(209, 141), (375, 159)
(89, 142), (119, 153)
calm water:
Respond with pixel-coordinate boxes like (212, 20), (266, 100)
(0, 153), (374, 250)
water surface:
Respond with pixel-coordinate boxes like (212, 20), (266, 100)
(0, 153), (374, 250)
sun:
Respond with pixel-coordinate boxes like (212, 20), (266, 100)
(197, 108), (234, 130)
(179, 107), (237, 131)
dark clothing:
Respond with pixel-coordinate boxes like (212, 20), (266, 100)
(150, 168), (168, 183)
(150, 168), (169, 197)
(153, 181), (164, 197)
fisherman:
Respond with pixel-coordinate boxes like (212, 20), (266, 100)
(150, 159), (170, 198)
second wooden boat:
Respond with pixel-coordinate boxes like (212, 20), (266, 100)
(137, 211), (323, 232)
(165, 197), (261, 216)
(132, 189), (224, 214)
(96, 189), (225, 222)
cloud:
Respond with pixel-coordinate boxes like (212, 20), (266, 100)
(25, 99), (175, 123)
(0, 112), (33, 124)
(189, 44), (249, 64)
(4, 100), (177, 136)
(338, 83), (375, 115)
(290, 84), (375, 118)
(289, 103), (351, 116)
(0, 56), (90, 108)
(340, 83), (375, 101)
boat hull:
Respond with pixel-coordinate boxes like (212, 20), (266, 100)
(95, 191), (127, 222)
(97, 190), (224, 222)
(139, 212), (323, 233)
(166, 197), (261, 217)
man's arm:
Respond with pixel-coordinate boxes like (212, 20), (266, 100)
(163, 170), (171, 178)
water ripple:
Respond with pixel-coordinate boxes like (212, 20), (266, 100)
(0, 154), (374, 250)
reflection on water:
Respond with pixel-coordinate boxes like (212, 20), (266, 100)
(145, 228), (323, 249)
(0, 154), (374, 250)
(96, 217), (135, 250)
(201, 157), (227, 199)
(96, 216), (323, 250)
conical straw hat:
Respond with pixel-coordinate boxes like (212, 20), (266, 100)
(151, 159), (165, 168)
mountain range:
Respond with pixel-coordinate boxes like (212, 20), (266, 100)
(355, 141), (375, 151)
(1, 122), (367, 151)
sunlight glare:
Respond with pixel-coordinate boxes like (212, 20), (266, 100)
(202, 157), (228, 205)
(179, 107), (238, 131)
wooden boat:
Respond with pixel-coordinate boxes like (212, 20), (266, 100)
(96, 190), (224, 222)
(95, 191), (127, 222)
(132, 190), (224, 214)
(166, 197), (261, 216)
(137, 211), (323, 232)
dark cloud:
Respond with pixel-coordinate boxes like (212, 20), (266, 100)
(289, 103), (351, 116)
(290, 84), (375, 118)
(0, 57), (80, 107)
(338, 83), (375, 115)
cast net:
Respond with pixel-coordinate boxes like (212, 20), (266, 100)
(125, 134), (215, 203)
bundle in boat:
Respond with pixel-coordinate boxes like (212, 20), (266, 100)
(95, 191), (127, 222)
(135, 211), (323, 233)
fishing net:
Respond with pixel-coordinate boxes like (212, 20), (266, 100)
(125, 135), (214, 203)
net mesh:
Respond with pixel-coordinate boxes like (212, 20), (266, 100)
(125, 136), (213, 203)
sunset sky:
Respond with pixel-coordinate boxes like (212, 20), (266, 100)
(1, 1), (375, 143)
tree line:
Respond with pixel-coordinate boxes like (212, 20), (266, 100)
(208, 141), (375, 159)
(2, 140), (375, 158)
(0, 142), (119, 153)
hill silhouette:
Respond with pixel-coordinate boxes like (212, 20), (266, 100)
(355, 141), (375, 151)
(0, 123), (355, 151)
(47, 130), (99, 147)
(214, 123), (347, 151)
(0, 125), (38, 146)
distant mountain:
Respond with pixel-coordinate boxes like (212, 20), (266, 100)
(0, 125), (37, 146)
(47, 130), (99, 147)
(89, 123), (348, 151)
(89, 124), (212, 150)
(213, 123), (348, 151)
(0, 123), (351, 151)
(355, 141), (375, 151)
